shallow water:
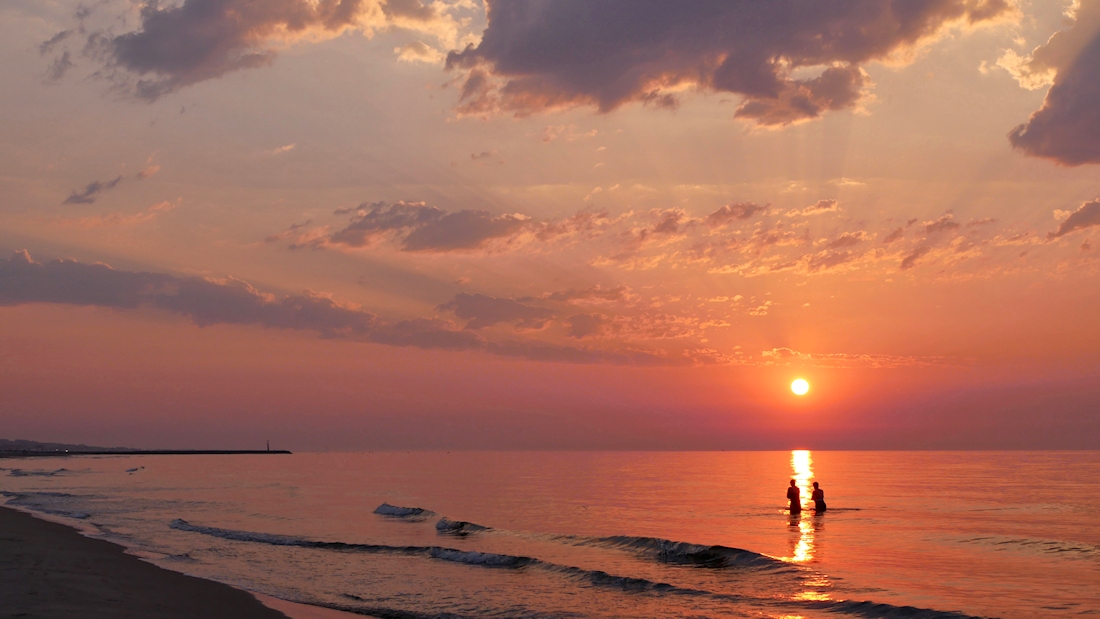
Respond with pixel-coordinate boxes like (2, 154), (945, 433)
(2, 451), (1097, 618)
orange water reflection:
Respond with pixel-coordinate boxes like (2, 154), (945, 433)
(788, 450), (815, 563)
(784, 450), (833, 602)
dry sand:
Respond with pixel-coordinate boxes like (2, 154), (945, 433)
(0, 505), (289, 618)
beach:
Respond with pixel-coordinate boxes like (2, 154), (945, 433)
(0, 505), (289, 619)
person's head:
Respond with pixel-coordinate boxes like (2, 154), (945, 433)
(813, 482), (819, 489)
(790, 479), (796, 486)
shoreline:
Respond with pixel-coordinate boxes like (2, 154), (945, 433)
(0, 505), (293, 619)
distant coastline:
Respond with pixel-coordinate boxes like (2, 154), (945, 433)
(0, 438), (290, 458)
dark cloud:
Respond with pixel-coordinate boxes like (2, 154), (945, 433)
(0, 251), (669, 365)
(47, 51), (74, 81)
(882, 227), (905, 243)
(900, 245), (932, 269)
(446, 0), (1012, 125)
(924, 214), (960, 234)
(470, 150), (498, 161)
(264, 220), (314, 244)
(39, 29), (74, 55)
(310, 202), (613, 253)
(566, 313), (605, 338)
(438, 292), (554, 330)
(642, 209), (693, 238)
(706, 202), (768, 226)
(826, 231), (867, 248)
(404, 210), (528, 251)
(1049, 199), (1100, 238)
(84, 0), (452, 101)
(329, 201), (442, 247)
(63, 176), (123, 205)
(545, 284), (631, 303)
(532, 210), (612, 241)
(733, 65), (868, 126)
(805, 249), (857, 272)
(1006, 1), (1100, 165)
(325, 201), (527, 252)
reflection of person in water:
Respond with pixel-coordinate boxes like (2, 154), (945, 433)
(787, 479), (801, 514)
(812, 481), (827, 513)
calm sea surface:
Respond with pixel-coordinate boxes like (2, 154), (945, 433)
(2, 451), (1098, 618)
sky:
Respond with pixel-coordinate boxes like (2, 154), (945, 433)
(1, 0), (1098, 450)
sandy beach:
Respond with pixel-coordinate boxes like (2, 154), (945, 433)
(0, 505), (289, 619)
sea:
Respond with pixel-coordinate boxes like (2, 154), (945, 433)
(1, 451), (1098, 619)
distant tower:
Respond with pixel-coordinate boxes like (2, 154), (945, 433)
(266, 440), (270, 452)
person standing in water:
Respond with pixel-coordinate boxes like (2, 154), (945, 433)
(812, 481), (826, 513)
(787, 479), (801, 514)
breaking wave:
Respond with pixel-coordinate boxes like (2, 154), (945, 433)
(1, 491), (92, 520)
(435, 517), (490, 535)
(429, 547), (532, 567)
(170, 519), (429, 555)
(584, 535), (784, 569)
(373, 503), (435, 518)
(167, 519), (981, 617)
(7, 468), (70, 477)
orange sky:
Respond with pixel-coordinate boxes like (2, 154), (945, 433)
(1, 0), (1098, 449)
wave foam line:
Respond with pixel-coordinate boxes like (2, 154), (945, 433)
(171, 520), (984, 618)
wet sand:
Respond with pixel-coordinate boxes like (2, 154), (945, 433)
(0, 505), (289, 619)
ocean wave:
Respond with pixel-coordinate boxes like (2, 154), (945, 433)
(170, 519), (429, 555)
(330, 595), (580, 619)
(578, 535), (784, 569)
(2, 491), (92, 519)
(429, 547), (533, 567)
(959, 535), (1100, 560)
(171, 519), (529, 568)
(810, 599), (984, 618)
(169, 519), (981, 618)
(374, 503), (435, 518)
(435, 517), (490, 535)
(8, 467), (70, 477)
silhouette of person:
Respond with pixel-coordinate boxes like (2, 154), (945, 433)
(787, 479), (801, 514)
(812, 481), (826, 513)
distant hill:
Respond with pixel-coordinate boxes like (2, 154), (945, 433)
(0, 439), (137, 453)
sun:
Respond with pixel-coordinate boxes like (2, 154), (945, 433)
(791, 378), (810, 396)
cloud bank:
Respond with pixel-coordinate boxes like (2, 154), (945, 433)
(438, 293), (554, 329)
(1005, 0), (1100, 165)
(0, 251), (665, 365)
(327, 201), (530, 251)
(73, 0), (463, 100)
(1050, 198), (1100, 238)
(446, 0), (1014, 125)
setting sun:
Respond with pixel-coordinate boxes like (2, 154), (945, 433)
(791, 379), (810, 396)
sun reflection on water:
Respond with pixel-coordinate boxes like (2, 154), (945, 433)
(788, 450), (814, 563)
(783, 449), (834, 602)
(791, 449), (814, 512)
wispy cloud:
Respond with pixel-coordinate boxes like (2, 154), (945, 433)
(0, 251), (676, 366)
(63, 176), (123, 205)
(53, 200), (179, 228)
